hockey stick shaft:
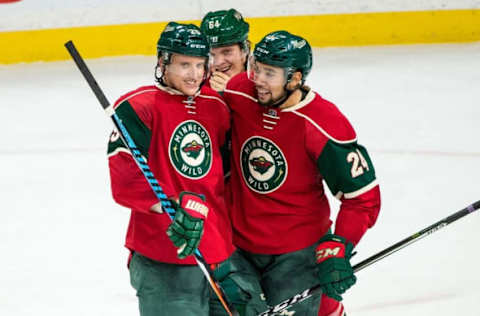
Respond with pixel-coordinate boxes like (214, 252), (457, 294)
(258, 200), (480, 316)
(352, 200), (480, 272)
(64, 40), (237, 316)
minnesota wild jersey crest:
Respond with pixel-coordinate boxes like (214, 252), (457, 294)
(169, 120), (212, 179)
(249, 156), (273, 175)
(241, 136), (288, 194)
(182, 140), (204, 159)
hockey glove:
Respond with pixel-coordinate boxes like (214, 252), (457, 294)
(166, 192), (209, 259)
(315, 234), (357, 301)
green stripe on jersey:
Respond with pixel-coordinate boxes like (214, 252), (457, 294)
(107, 101), (152, 158)
(317, 140), (376, 197)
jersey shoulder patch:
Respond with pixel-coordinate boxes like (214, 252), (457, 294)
(291, 93), (356, 143)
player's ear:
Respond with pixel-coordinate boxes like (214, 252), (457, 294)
(287, 71), (303, 90)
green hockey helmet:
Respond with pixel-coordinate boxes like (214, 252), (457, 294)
(155, 22), (210, 88)
(156, 22), (210, 59)
(252, 30), (312, 83)
(200, 8), (249, 48)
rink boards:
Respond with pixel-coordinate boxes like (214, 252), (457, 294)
(1, 6), (479, 63)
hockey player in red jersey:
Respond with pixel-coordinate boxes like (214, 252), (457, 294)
(200, 8), (250, 93)
(198, 11), (273, 316)
(107, 22), (235, 316)
(222, 31), (381, 315)
(200, 8), (376, 316)
(199, 10), (272, 315)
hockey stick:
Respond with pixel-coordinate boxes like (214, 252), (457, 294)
(64, 40), (238, 316)
(258, 200), (480, 316)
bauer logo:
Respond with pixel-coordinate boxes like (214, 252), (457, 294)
(169, 120), (212, 179)
(240, 136), (287, 194)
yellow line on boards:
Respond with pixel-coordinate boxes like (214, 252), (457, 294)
(0, 22), (171, 64)
(0, 10), (479, 64)
(248, 9), (480, 47)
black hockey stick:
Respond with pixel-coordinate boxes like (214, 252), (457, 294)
(64, 40), (239, 316)
(258, 200), (480, 316)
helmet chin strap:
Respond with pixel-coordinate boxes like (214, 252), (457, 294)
(267, 88), (292, 108)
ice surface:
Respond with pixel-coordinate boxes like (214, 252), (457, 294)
(1, 42), (479, 315)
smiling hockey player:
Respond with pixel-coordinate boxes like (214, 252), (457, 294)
(107, 22), (235, 316)
(200, 8), (250, 93)
(222, 30), (382, 315)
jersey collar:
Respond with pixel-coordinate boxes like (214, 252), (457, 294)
(280, 88), (315, 112)
(155, 82), (201, 98)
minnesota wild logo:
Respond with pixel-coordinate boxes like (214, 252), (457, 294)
(241, 136), (288, 194)
(169, 120), (212, 179)
(249, 156), (274, 175)
(182, 140), (204, 159)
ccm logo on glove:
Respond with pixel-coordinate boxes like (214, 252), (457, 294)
(315, 241), (346, 263)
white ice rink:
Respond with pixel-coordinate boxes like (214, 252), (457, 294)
(1, 42), (479, 315)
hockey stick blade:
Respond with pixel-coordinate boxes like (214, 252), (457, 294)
(64, 40), (238, 316)
(257, 200), (480, 316)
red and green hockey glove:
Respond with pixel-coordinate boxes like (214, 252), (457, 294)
(315, 234), (357, 301)
(166, 192), (209, 259)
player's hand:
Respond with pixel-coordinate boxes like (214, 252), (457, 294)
(315, 234), (357, 301)
(209, 71), (231, 92)
(166, 192), (209, 259)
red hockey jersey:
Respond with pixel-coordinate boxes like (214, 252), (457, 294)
(223, 73), (381, 254)
(108, 84), (234, 264)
